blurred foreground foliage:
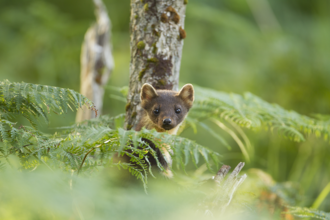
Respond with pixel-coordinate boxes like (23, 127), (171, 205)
(0, 170), (289, 220)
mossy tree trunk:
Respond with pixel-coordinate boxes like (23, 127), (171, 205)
(76, 0), (114, 122)
(125, 0), (188, 130)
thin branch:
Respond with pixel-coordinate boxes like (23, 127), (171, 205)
(221, 173), (247, 212)
(214, 164), (231, 185)
(77, 144), (101, 175)
(213, 162), (246, 213)
(77, 139), (111, 175)
(225, 162), (245, 186)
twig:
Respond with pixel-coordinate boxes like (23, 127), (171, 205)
(223, 162), (245, 188)
(77, 139), (111, 175)
(214, 164), (231, 185)
(221, 173), (247, 212)
(77, 144), (101, 175)
(202, 162), (246, 215)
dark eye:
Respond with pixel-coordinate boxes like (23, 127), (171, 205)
(153, 109), (160, 115)
(175, 108), (181, 114)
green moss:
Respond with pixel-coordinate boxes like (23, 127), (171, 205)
(137, 41), (146, 50)
(138, 68), (147, 81)
(147, 57), (159, 63)
(127, 124), (133, 130)
(158, 79), (166, 85)
(131, 112), (137, 118)
(152, 24), (159, 37)
(140, 0), (144, 3)
(184, 0), (188, 4)
(152, 43), (158, 54)
(143, 3), (148, 12)
(153, 30), (160, 37)
(125, 102), (131, 111)
(135, 14), (138, 19)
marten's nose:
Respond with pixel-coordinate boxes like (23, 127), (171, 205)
(163, 118), (172, 125)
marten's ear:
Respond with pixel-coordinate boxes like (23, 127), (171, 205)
(178, 84), (194, 108)
(141, 83), (158, 101)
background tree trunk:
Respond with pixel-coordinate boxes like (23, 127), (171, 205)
(76, 0), (114, 122)
(125, 0), (187, 130)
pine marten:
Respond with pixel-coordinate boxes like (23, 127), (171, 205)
(135, 83), (194, 178)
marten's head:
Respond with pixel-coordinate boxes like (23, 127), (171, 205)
(140, 83), (194, 131)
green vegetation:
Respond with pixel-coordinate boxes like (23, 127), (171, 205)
(137, 41), (146, 50)
(1, 0), (330, 219)
(0, 79), (219, 191)
(147, 57), (159, 63)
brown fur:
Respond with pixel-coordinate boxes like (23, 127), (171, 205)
(136, 84), (194, 178)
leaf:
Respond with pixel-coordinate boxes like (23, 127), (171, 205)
(191, 85), (330, 143)
(118, 128), (130, 153)
(287, 206), (330, 220)
(199, 122), (231, 150)
(0, 80), (93, 126)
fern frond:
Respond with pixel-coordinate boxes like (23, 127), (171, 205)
(113, 162), (148, 192)
(190, 85), (330, 142)
(0, 119), (15, 143)
(0, 79), (95, 126)
(56, 114), (125, 132)
(139, 128), (220, 172)
(287, 206), (330, 219)
(0, 160), (5, 170)
(1, 97), (221, 186)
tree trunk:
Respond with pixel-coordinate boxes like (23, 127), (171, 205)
(125, 0), (187, 130)
(76, 0), (114, 122)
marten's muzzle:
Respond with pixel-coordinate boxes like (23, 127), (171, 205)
(162, 118), (174, 130)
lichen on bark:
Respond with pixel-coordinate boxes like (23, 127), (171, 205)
(125, 0), (187, 130)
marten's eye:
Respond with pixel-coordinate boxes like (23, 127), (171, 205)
(153, 109), (160, 115)
(175, 108), (181, 114)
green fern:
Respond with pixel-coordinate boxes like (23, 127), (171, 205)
(108, 85), (330, 146)
(287, 206), (330, 219)
(0, 79), (95, 150)
(63, 126), (220, 174)
(188, 85), (330, 143)
(1, 116), (220, 188)
(0, 79), (95, 126)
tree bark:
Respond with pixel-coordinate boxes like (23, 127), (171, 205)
(125, 0), (187, 130)
(76, 0), (114, 122)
